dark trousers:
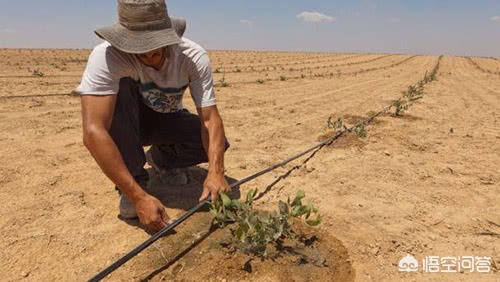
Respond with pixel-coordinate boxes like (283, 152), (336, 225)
(109, 78), (226, 188)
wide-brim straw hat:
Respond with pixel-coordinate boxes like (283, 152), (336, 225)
(95, 0), (186, 54)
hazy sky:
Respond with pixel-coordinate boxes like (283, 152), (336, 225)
(1, 0), (499, 56)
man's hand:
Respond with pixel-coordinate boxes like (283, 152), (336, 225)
(134, 194), (170, 231)
(196, 105), (229, 202)
(199, 172), (230, 202)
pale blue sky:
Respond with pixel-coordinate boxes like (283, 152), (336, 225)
(1, 0), (499, 56)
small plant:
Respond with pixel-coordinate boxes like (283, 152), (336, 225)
(219, 74), (229, 87)
(327, 115), (344, 131)
(32, 68), (44, 77)
(209, 189), (321, 258)
(280, 75), (287, 81)
(417, 81), (424, 91)
(423, 55), (442, 83)
(402, 84), (423, 100)
(392, 99), (409, 116)
(352, 121), (367, 138)
(406, 85), (417, 97)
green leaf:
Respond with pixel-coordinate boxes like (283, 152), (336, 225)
(231, 199), (242, 209)
(296, 190), (305, 200)
(209, 207), (218, 216)
(234, 227), (245, 242)
(221, 193), (232, 207)
(291, 190), (305, 206)
(225, 210), (236, 221)
(247, 189), (258, 202)
(305, 202), (313, 219)
(306, 214), (322, 226)
(258, 213), (271, 224)
(291, 205), (308, 217)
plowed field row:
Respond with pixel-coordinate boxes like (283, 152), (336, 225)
(219, 54), (390, 74)
(211, 53), (365, 70)
(212, 55), (417, 86)
(209, 50), (347, 66)
(466, 57), (500, 75)
(0, 53), (416, 97)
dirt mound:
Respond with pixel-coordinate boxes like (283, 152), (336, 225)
(131, 212), (354, 282)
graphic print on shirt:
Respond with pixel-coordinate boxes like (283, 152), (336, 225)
(139, 82), (189, 113)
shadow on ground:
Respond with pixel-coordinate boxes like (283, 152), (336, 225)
(148, 166), (241, 211)
(119, 166), (241, 234)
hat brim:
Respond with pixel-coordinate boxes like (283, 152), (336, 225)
(95, 19), (185, 54)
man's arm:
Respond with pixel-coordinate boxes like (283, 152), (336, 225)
(81, 95), (169, 231)
(196, 105), (230, 201)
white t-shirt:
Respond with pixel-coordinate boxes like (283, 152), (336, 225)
(74, 38), (216, 113)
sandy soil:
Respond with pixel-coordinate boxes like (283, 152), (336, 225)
(0, 49), (498, 282)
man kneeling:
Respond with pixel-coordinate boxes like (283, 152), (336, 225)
(74, 0), (230, 231)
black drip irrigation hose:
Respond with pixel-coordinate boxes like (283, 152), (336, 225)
(89, 57), (443, 281)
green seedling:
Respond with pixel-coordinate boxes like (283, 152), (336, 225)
(402, 84), (424, 100)
(392, 99), (409, 116)
(353, 121), (367, 138)
(219, 74), (229, 87)
(423, 55), (442, 83)
(31, 68), (44, 77)
(209, 189), (321, 258)
(327, 115), (344, 131)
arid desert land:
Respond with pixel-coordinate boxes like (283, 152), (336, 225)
(0, 49), (499, 281)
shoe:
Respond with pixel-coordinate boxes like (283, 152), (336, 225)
(119, 194), (138, 219)
(146, 150), (190, 185)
